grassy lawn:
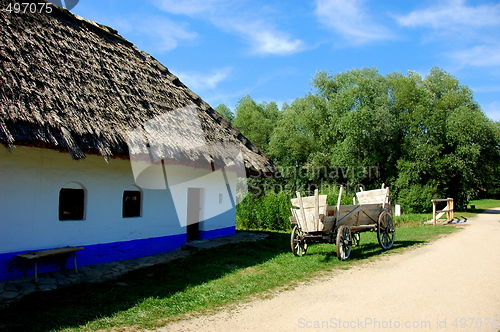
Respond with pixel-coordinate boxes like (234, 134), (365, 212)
(0, 224), (459, 332)
(469, 198), (500, 210)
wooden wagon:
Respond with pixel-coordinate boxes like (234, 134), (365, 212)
(289, 185), (395, 260)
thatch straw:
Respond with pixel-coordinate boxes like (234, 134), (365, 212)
(0, 0), (276, 176)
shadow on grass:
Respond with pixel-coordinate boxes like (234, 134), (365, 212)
(309, 239), (425, 263)
(350, 240), (424, 260)
(457, 207), (500, 215)
(476, 208), (500, 214)
(0, 232), (426, 331)
(0, 232), (291, 332)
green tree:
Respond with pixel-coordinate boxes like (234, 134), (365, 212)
(214, 104), (234, 122)
(482, 121), (500, 198)
(267, 95), (329, 191)
(268, 95), (326, 168)
(233, 95), (281, 154)
(237, 67), (500, 214)
(310, 68), (399, 186)
(390, 67), (499, 210)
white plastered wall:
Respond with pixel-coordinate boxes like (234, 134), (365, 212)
(0, 146), (183, 253)
(164, 164), (237, 231)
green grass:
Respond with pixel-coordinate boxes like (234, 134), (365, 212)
(0, 225), (458, 332)
(469, 198), (500, 211)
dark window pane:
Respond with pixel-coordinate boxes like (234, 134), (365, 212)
(123, 190), (141, 218)
(59, 188), (85, 220)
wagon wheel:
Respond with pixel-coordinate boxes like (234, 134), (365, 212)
(352, 232), (360, 247)
(336, 225), (352, 261)
(290, 225), (308, 256)
(377, 211), (395, 250)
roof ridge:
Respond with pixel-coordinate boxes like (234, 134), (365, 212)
(39, 0), (133, 46)
(0, 0), (277, 175)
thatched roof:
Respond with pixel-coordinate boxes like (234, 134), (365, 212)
(0, 0), (276, 176)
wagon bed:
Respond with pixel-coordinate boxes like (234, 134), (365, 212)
(289, 185), (395, 260)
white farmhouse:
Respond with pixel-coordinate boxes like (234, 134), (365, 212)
(0, 1), (275, 280)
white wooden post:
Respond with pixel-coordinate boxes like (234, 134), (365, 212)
(336, 186), (343, 224)
(296, 192), (307, 232)
(314, 189), (319, 231)
(432, 200), (437, 225)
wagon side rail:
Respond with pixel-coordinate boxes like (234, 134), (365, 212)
(355, 186), (390, 208)
(333, 185), (392, 228)
(290, 189), (328, 233)
(334, 204), (382, 228)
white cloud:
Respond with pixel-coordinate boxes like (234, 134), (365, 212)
(154, 0), (228, 16)
(96, 15), (197, 52)
(229, 20), (304, 55)
(395, 0), (500, 29)
(152, 0), (305, 56)
(252, 31), (304, 55)
(473, 85), (500, 93)
(396, 1), (500, 68)
(314, 0), (395, 45)
(451, 44), (500, 67)
(137, 17), (197, 52)
(482, 101), (500, 121)
(173, 67), (232, 91)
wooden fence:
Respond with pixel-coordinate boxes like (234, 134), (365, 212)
(430, 198), (454, 225)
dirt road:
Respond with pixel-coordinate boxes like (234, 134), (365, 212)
(161, 210), (500, 332)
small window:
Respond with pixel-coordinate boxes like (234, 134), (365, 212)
(123, 190), (141, 218)
(59, 188), (85, 220)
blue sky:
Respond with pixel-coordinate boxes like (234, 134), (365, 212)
(71, 0), (500, 121)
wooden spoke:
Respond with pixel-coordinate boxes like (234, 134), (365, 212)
(290, 225), (308, 256)
(336, 225), (352, 261)
(377, 211), (395, 250)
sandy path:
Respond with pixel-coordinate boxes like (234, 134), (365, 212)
(159, 210), (500, 332)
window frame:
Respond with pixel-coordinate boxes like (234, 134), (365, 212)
(122, 189), (142, 218)
(58, 186), (86, 221)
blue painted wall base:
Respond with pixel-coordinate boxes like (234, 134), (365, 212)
(199, 226), (236, 239)
(0, 233), (186, 281)
(1, 206), (238, 280)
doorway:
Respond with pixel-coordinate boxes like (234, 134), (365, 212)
(186, 188), (203, 241)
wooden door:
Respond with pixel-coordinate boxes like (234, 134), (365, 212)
(186, 188), (202, 241)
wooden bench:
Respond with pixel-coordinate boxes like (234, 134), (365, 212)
(17, 246), (84, 282)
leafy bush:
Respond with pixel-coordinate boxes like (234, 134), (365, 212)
(235, 193), (259, 229)
(236, 191), (292, 231)
(319, 184), (356, 206)
(259, 191), (291, 230)
(236, 186), (359, 231)
(396, 184), (439, 213)
(232, 69), (500, 218)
